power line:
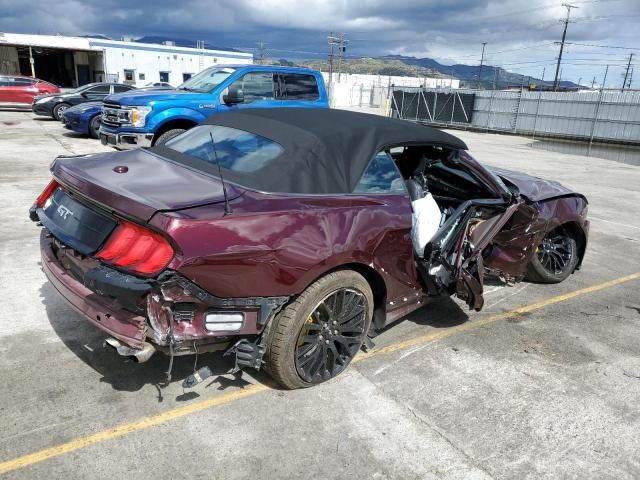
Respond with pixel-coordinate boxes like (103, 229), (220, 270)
(563, 41), (639, 50)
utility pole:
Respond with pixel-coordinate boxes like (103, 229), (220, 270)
(327, 33), (336, 101)
(591, 76), (596, 89)
(553, 3), (578, 91)
(257, 41), (266, 65)
(622, 53), (634, 91)
(477, 42), (487, 89)
(334, 33), (347, 82)
(327, 32), (347, 100)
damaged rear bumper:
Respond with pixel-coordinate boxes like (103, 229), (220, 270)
(40, 231), (288, 357)
(41, 231), (148, 349)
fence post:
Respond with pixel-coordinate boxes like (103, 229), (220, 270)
(531, 89), (543, 142)
(450, 91), (455, 125)
(588, 65), (609, 156)
(486, 70), (498, 131)
(514, 76), (525, 133)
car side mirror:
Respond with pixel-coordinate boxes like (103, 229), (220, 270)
(223, 86), (244, 105)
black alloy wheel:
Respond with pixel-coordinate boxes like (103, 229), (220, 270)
(295, 288), (367, 383)
(537, 232), (573, 275)
(526, 227), (578, 283)
(264, 270), (373, 389)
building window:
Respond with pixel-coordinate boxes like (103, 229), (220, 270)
(182, 73), (192, 82)
(139, 73), (145, 81)
(159, 71), (170, 83)
(124, 69), (135, 82)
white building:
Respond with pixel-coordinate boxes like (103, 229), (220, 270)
(0, 32), (253, 88)
(320, 71), (460, 109)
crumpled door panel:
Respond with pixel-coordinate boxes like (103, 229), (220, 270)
(417, 199), (519, 311)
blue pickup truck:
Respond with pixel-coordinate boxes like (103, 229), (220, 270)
(99, 65), (329, 148)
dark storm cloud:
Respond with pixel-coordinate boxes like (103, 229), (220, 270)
(1, 0), (638, 85)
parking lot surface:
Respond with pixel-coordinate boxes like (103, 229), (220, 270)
(0, 110), (639, 479)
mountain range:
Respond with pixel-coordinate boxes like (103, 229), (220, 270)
(84, 35), (579, 89)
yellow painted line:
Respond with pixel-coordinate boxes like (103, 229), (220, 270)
(355, 271), (640, 360)
(1, 271), (639, 475)
(0, 384), (268, 475)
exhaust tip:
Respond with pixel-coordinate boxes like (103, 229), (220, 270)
(105, 337), (156, 363)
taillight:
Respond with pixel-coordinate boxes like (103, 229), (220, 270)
(36, 179), (59, 208)
(96, 220), (174, 275)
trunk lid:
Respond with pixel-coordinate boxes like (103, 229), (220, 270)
(52, 149), (240, 222)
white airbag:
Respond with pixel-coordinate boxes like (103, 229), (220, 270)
(411, 193), (441, 258)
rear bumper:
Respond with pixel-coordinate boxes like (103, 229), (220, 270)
(40, 231), (148, 349)
(99, 130), (154, 149)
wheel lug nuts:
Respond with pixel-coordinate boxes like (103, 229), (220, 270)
(325, 340), (329, 344)
(332, 321), (337, 325)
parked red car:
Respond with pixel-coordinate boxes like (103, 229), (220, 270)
(31, 109), (589, 389)
(0, 75), (59, 107)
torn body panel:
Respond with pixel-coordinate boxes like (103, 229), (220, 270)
(40, 230), (289, 354)
(417, 198), (519, 311)
(484, 195), (589, 279)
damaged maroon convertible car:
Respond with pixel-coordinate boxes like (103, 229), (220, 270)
(31, 109), (589, 389)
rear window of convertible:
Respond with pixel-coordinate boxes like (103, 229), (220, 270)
(164, 125), (284, 173)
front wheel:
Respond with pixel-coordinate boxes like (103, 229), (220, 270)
(154, 128), (186, 146)
(52, 102), (70, 121)
(264, 270), (373, 389)
(526, 227), (578, 283)
(88, 115), (101, 139)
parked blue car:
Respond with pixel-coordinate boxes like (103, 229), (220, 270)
(99, 65), (329, 148)
(61, 102), (103, 138)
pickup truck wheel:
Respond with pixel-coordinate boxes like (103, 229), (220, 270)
(52, 103), (70, 121)
(154, 128), (185, 146)
(88, 115), (101, 139)
(526, 227), (578, 284)
(264, 270), (373, 389)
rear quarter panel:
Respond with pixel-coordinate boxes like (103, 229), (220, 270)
(150, 192), (420, 304)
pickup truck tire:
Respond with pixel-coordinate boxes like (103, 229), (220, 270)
(52, 103), (71, 121)
(264, 270), (373, 389)
(154, 128), (186, 146)
(88, 115), (101, 139)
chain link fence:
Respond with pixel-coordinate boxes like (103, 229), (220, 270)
(391, 87), (640, 148)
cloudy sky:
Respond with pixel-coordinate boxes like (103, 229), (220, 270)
(1, 0), (638, 86)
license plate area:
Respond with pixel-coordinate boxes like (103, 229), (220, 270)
(38, 188), (117, 255)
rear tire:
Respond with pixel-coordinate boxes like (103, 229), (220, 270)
(526, 227), (578, 283)
(88, 115), (101, 139)
(264, 270), (373, 389)
(52, 102), (70, 121)
(154, 128), (186, 146)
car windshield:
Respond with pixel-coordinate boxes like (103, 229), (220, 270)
(177, 67), (236, 93)
(164, 125), (284, 173)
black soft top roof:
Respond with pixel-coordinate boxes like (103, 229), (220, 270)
(154, 108), (468, 195)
